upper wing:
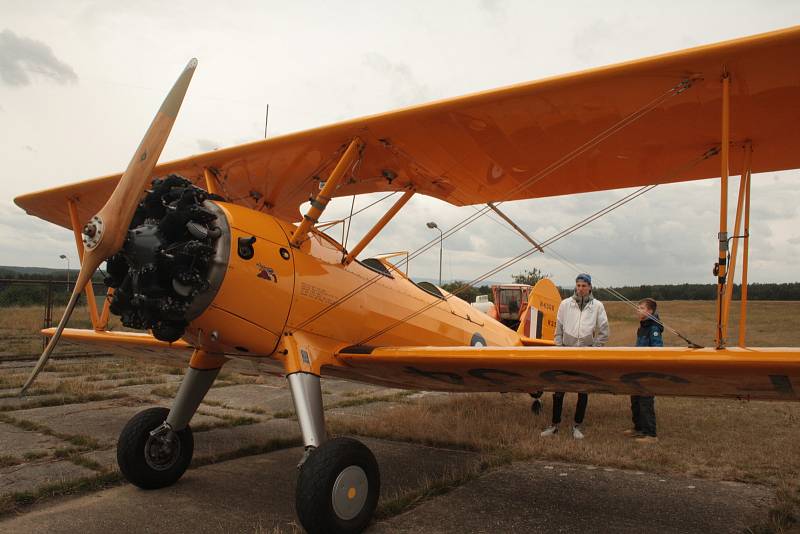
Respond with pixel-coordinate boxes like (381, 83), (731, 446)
(15, 26), (800, 229)
(333, 345), (800, 401)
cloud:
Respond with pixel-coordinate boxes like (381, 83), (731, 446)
(362, 53), (429, 107)
(0, 29), (78, 86)
(479, 0), (506, 17)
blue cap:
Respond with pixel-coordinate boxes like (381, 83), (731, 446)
(576, 273), (592, 285)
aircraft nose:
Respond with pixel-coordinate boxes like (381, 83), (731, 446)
(104, 175), (230, 342)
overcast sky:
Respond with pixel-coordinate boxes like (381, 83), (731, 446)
(1, 0), (799, 289)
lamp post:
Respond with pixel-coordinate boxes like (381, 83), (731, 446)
(59, 254), (70, 288)
(426, 222), (443, 286)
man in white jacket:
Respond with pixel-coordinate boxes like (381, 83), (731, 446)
(540, 273), (609, 439)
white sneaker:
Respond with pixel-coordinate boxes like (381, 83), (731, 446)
(540, 425), (559, 437)
(572, 425), (585, 439)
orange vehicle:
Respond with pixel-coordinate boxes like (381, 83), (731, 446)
(14, 26), (800, 534)
(473, 283), (533, 329)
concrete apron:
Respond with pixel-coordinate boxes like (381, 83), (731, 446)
(0, 437), (479, 533)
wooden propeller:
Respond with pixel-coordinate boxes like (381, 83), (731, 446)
(19, 59), (198, 395)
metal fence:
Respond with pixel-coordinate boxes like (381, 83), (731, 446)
(0, 278), (110, 358)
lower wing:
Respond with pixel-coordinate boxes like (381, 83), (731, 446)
(45, 328), (193, 362)
(334, 345), (800, 401)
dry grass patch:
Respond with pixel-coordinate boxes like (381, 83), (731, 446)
(331, 393), (800, 486)
(0, 305), (124, 356)
(0, 472), (122, 517)
(0, 413), (103, 451)
(604, 300), (800, 348)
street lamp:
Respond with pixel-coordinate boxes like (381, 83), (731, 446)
(59, 254), (70, 288)
(426, 221), (443, 286)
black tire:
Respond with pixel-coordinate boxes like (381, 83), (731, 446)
(296, 437), (380, 534)
(117, 407), (193, 490)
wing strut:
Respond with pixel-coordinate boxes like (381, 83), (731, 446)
(342, 189), (415, 265)
(290, 138), (363, 247)
(722, 143), (752, 343)
(715, 72), (731, 348)
(738, 156), (752, 347)
(66, 199), (101, 329)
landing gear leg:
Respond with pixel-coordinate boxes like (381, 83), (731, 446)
(287, 371), (327, 465)
(117, 350), (224, 489)
(288, 371), (380, 534)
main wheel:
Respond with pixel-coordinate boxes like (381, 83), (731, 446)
(117, 407), (193, 489)
(296, 437), (380, 534)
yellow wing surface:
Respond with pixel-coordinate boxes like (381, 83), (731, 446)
(47, 328), (193, 363)
(50, 327), (800, 401)
(334, 346), (800, 401)
(15, 26), (800, 228)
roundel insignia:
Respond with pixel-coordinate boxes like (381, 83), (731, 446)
(470, 333), (487, 347)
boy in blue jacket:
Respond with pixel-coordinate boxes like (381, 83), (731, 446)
(625, 298), (663, 443)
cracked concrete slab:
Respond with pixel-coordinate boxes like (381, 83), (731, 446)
(81, 419), (302, 474)
(0, 438), (480, 534)
(10, 398), (223, 445)
(372, 460), (773, 534)
(0, 422), (71, 458)
(203, 384), (296, 415)
(0, 460), (97, 496)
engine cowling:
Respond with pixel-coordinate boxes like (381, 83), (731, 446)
(104, 175), (229, 342)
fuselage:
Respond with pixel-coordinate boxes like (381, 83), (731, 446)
(184, 201), (520, 362)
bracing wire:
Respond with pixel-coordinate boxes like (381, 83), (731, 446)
(354, 147), (717, 346)
(355, 185), (657, 345)
(291, 78), (696, 332)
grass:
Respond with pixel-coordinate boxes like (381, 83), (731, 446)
(191, 410), (259, 432)
(201, 398), (269, 415)
(603, 300), (800, 348)
(329, 391), (416, 409)
(193, 437), (303, 467)
(0, 413), (104, 451)
(0, 472), (123, 516)
(331, 393), (800, 485)
(0, 455), (20, 467)
(0, 305), (123, 357)
(0, 300), (798, 528)
(375, 454), (509, 520)
(0, 437), (304, 518)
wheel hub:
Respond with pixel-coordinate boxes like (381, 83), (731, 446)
(331, 465), (368, 521)
(144, 432), (181, 471)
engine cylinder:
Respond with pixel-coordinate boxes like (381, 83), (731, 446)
(104, 175), (230, 342)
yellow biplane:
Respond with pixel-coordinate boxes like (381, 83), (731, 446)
(14, 25), (800, 534)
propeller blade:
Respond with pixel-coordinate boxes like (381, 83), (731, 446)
(19, 59), (198, 395)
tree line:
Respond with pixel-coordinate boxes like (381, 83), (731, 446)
(439, 279), (800, 304)
(1, 267), (798, 307)
(0, 269), (105, 307)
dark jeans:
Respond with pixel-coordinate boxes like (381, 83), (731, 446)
(552, 392), (588, 425)
(630, 395), (656, 436)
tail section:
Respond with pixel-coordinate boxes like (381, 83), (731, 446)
(517, 279), (561, 346)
